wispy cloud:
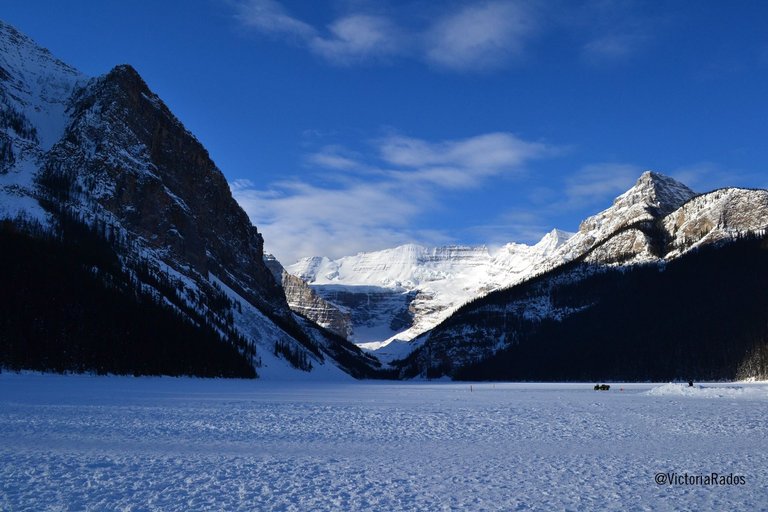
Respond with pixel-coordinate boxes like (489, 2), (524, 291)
(423, 1), (537, 71)
(309, 14), (402, 64)
(234, 0), (316, 40)
(230, 131), (557, 263)
(233, 0), (540, 71)
(562, 163), (642, 209)
(231, 178), (428, 263)
(575, 0), (658, 64)
(232, 0), (658, 71)
(581, 34), (645, 62)
(379, 132), (548, 171)
(471, 163), (643, 245)
(233, 0), (402, 64)
(669, 162), (768, 192)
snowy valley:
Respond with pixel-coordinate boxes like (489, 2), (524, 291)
(2, 19), (768, 384)
(2, 4), (768, 512)
(285, 229), (574, 361)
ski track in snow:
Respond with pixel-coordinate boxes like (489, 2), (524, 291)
(1, 374), (767, 511)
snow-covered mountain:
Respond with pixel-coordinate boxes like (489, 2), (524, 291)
(284, 171), (706, 361)
(0, 19), (84, 222)
(663, 187), (768, 257)
(5, 18), (767, 382)
(0, 20), (381, 379)
(550, 171), (696, 265)
(287, 229), (575, 359)
(395, 172), (768, 380)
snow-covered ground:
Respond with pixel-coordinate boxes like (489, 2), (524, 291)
(1, 374), (766, 511)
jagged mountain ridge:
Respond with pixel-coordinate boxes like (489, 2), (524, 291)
(287, 229), (574, 358)
(4, 19), (767, 381)
(394, 172), (768, 380)
(664, 187), (768, 257)
(545, 171), (696, 266)
(284, 172), (700, 360)
(0, 20), (381, 379)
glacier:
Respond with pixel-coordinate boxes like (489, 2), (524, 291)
(288, 229), (575, 358)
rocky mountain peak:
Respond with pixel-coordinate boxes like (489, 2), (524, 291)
(534, 228), (574, 252)
(1, 20), (85, 220)
(0, 19), (388, 379)
(45, 56), (292, 318)
(614, 171), (696, 216)
(0, 20), (83, 95)
(0, 20), (63, 68)
(577, 171), (696, 237)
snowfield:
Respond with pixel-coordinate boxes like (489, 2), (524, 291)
(1, 374), (767, 511)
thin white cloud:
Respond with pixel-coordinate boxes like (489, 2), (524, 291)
(231, 179), (433, 265)
(379, 132), (550, 174)
(574, 0), (658, 64)
(306, 147), (364, 172)
(582, 35), (635, 60)
(231, 0), (662, 70)
(563, 163), (642, 208)
(234, 0), (316, 40)
(309, 15), (402, 64)
(423, 1), (536, 71)
(231, 131), (557, 264)
(233, 0), (402, 64)
(581, 33), (649, 64)
(463, 210), (552, 247)
(230, 0), (538, 70)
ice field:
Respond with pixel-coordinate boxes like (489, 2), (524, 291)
(1, 373), (767, 511)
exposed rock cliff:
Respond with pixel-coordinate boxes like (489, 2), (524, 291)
(0, 20), (381, 379)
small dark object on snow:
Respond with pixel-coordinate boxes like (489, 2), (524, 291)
(594, 384), (610, 391)
(688, 380), (694, 387)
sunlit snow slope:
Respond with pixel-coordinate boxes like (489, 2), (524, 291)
(288, 229), (574, 356)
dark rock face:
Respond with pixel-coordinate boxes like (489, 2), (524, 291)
(0, 20), (390, 378)
(281, 273), (354, 339)
(263, 255), (353, 339)
(312, 286), (417, 343)
(45, 65), (287, 317)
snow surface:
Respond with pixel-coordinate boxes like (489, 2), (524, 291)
(645, 382), (768, 399)
(208, 274), (352, 381)
(2, 373), (767, 511)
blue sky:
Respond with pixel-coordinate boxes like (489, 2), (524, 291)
(4, 1), (768, 264)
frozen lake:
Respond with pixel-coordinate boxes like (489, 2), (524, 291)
(1, 374), (766, 511)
